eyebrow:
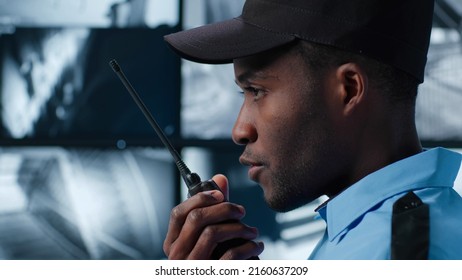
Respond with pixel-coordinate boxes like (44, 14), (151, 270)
(235, 70), (278, 85)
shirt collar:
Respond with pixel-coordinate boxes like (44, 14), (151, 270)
(316, 147), (462, 241)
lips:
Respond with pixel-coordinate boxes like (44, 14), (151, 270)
(239, 156), (265, 182)
(248, 165), (265, 182)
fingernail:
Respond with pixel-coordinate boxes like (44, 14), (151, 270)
(203, 190), (223, 201)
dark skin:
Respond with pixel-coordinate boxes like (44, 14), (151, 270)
(163, 44), (422, 260)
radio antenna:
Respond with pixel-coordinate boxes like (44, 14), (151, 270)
(109, 59), (200, 187)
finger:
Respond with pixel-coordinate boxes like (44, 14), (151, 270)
(163, 190), (224, 257)
(220, 240), (265, 260)
(169, 202), (246, 259)
(187, 222), (260, 259)
(212, 174), (229, 201)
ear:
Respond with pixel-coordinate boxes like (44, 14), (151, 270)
(335, 63), (368, 116)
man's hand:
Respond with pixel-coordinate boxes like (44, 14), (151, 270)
(163, 174), (264, 259)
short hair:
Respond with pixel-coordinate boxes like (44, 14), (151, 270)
(294, 40), (420, 105)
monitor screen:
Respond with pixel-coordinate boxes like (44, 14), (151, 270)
(180, 0), (462, 145)
(416, 27), (462, 143)
(0, 146), (176, 260)
(0, 26), (181, 147)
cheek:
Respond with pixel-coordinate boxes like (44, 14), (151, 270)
(267, 99), (332, 167)
(258, 102), (310, 161)
(258, 101), (295, 141)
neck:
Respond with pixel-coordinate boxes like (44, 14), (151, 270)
(325, 101), (422, 198)
(350, 104), (422, 187)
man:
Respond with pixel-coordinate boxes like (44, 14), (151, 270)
(163, 0), (462, 259)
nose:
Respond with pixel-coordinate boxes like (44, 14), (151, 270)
(232, 105), (257, 145)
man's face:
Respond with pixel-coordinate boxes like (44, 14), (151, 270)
(233, 46), (345, 212)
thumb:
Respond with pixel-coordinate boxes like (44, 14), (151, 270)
(211, 174), (229, 201)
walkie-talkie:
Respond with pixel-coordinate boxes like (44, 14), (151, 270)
(109, 59), (258, 260)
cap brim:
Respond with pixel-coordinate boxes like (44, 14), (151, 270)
(164, 17), (296, 64)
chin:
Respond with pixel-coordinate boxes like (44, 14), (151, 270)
(267, 200), (305, 213)
(262, 184), (319, 213)
(264, 192), (309, 213)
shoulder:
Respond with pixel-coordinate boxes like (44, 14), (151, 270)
(360, 187), (462, 259)
(414, 188), (462, 259)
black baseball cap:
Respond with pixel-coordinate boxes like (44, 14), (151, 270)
(164, 0), (434, 83)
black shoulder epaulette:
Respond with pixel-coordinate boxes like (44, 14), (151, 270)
(391, 191), (429, 260)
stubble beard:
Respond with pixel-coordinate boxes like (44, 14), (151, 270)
(264, 150), (320, 212)
(263, 103), (332, 212)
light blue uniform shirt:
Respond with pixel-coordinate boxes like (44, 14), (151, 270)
(309, 147), (462, 259)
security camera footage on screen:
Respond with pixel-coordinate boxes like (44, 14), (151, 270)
(0, 26), (180, 146)
(415, 27), (462, 141)
(180, 0), (462, 142)
(0, 147), (175, 259)
(181, 26), (462, 142)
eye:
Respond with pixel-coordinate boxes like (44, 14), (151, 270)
(243, 86), (266, 100)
